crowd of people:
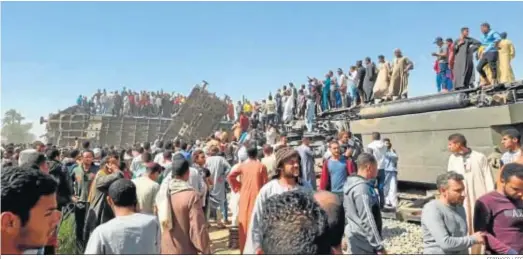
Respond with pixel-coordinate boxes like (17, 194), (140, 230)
(69, 23), (517, 137)
(75, 88), (188, 118)
(223, 49), (415, 134)
(432, 23), (516, 92)
(1, 22), (522, 255)
(2, 124), (522, 255)
(225, 23), (517, 136)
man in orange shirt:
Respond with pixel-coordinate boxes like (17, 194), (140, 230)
(228, 145), (268, 253)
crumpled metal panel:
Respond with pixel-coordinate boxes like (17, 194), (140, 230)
(97, 116), (172, 148)
(163, 87), (228, 141)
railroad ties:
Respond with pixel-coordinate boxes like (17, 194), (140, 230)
(381, 190), (438, 223)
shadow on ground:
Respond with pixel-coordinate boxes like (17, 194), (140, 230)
(382, 226), (407, 239)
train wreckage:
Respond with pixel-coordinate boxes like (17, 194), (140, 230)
(318, 79), (523, 221)
(283, 80), (523, 163)
(317, 79), (523, 184)
(42, 86), (229, 147)
(42, 80), (523, 222)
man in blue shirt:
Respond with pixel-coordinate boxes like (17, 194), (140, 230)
(477, 22), (502, 86)
(433, 37), (450, 92)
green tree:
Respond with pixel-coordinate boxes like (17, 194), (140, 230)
(1, 109), (36, 144)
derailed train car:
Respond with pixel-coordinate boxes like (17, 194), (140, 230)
(43, 86), (228, 147)
(162, 86), (228, 141)
(43, 113), (172, 147)
(321, 80), (523, 185)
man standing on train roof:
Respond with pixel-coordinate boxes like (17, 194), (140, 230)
(433, 37), (450, 93)
(362, 57), (377, 104)
(453, 27), (481, 90)
(497, 32), (516, 84)
(477, 22), (502, 87)
(386, 49), (413, 100)
(337, 68), (348, 108)
(355, 60), (366, 106)
(447, 133), (495, 254)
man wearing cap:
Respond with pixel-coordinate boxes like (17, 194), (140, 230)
(432, 37), (450, 93)
(434, 38), (455, 92)
(133, 162), (162, 215)
(243, 147), (313, 254)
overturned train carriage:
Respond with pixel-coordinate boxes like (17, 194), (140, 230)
(44, 114), (173, 147)
(44, 86), (229, 147)
(321, 80), (523, 185)
(162, 86), (228, 141)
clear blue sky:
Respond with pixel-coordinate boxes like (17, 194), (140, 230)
(2, 1), (522, 138)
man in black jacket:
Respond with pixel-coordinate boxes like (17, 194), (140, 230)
(46, 148), (75, 210)
(356, 60), (366, 106)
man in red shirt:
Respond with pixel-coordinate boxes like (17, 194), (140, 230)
(239, 112), (249, 132)
(238, 112), (250, 143)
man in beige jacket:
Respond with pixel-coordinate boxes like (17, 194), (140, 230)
(160, 157), (210, 254)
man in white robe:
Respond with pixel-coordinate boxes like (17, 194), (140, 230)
(447, 133), (495, 254)
(282, 92), (294, 123)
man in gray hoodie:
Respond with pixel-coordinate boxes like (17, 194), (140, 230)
(343, 153), (386, 255)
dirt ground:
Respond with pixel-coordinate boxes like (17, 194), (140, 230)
(209, 223), (240, 254)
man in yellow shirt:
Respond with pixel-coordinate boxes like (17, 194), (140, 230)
(243, 101), (252, 116)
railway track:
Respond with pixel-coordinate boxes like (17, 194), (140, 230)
(381, 192), (435, 223)
(380, 180), (438, 223)
(314, 159), (436, 223)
